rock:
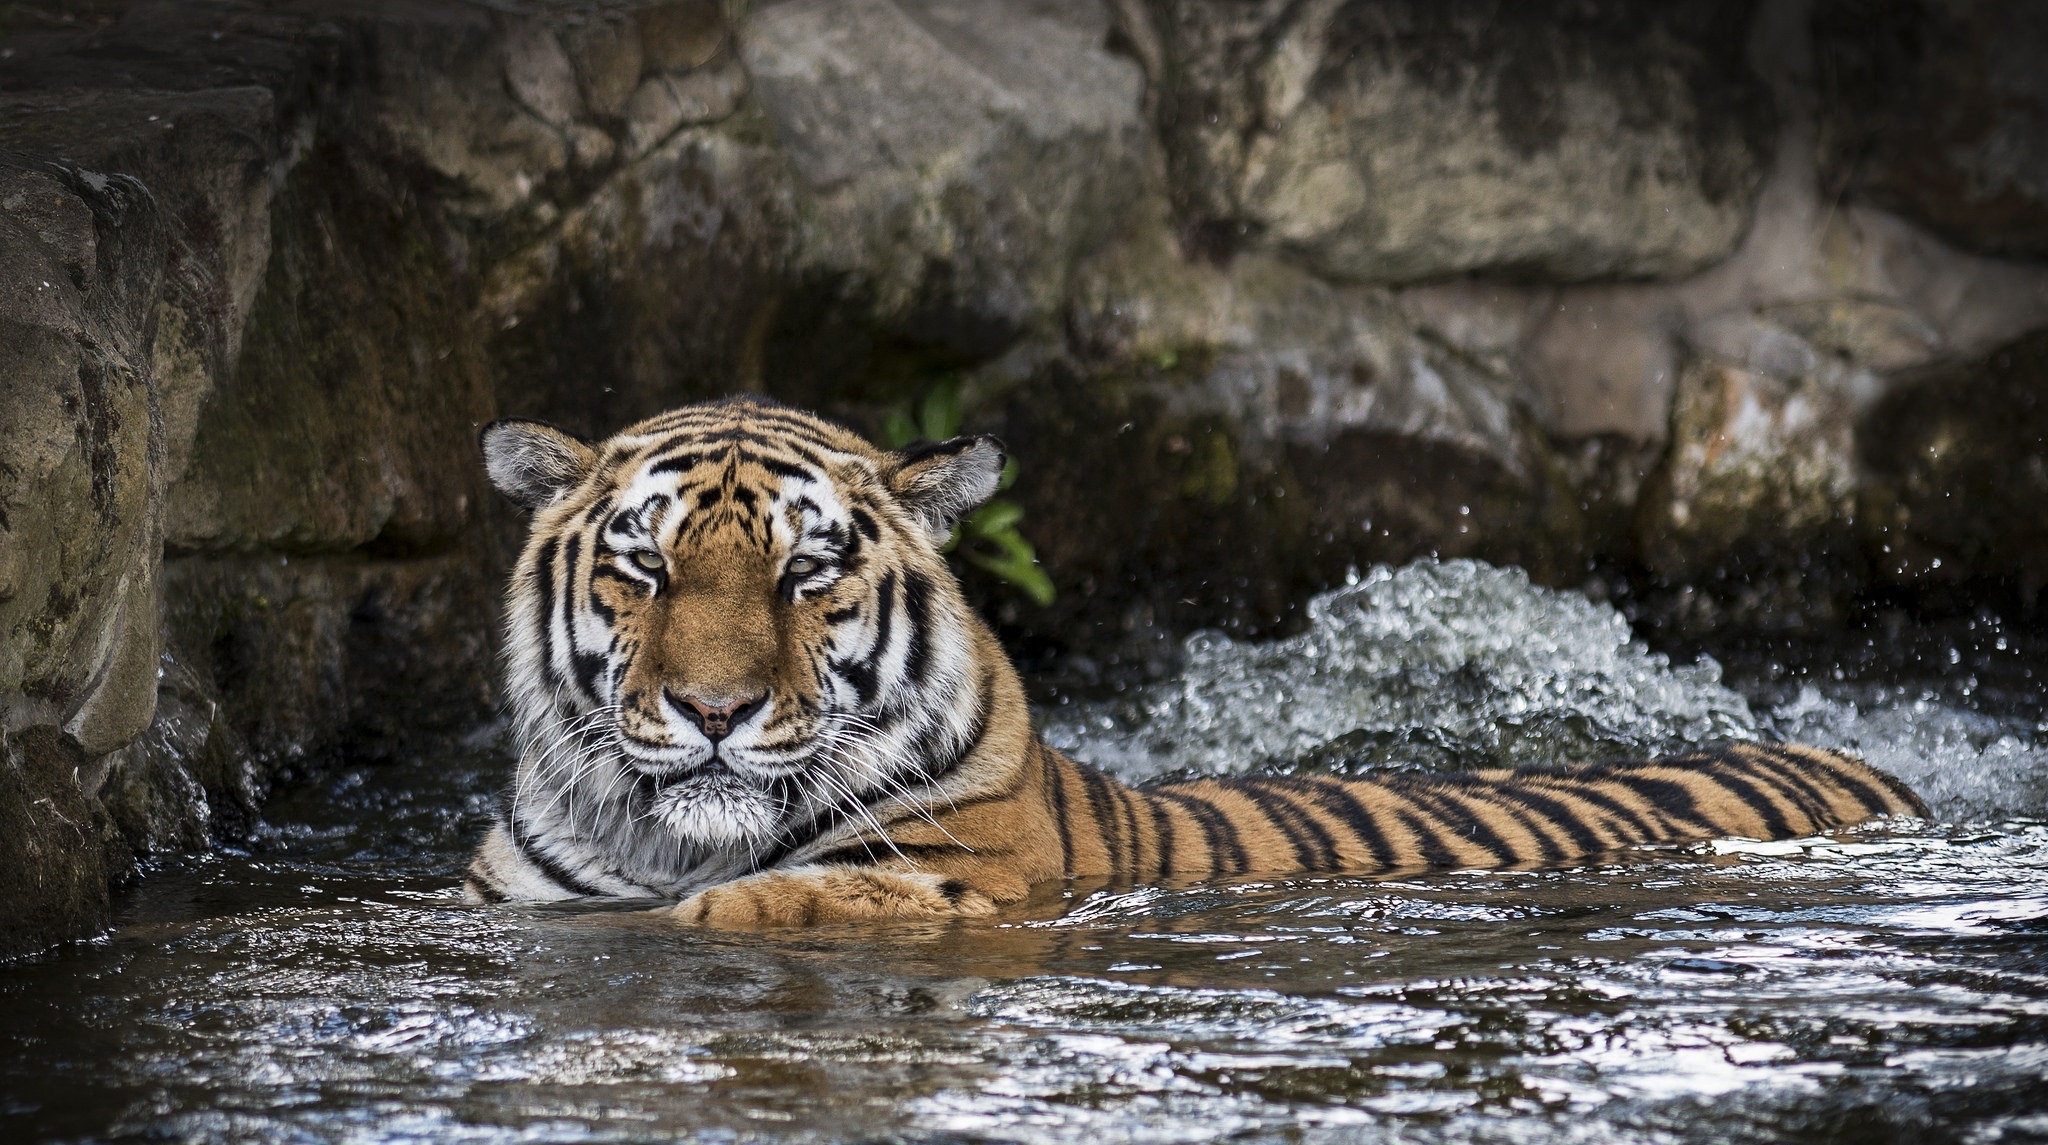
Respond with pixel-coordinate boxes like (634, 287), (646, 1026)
(0, 726), (121, 961)
(163, 137), (494, 555)
(1633, 353), (1865, 632)
(162, 547), (501, 770)
(1121, 0), (1772, 281)
(621, 57), (750, 156)
(478, 121), (801, 436)
(1005, 204), (1605, 652)
(743, 0), (1149, 355)
(91, 652), (258, 858)
(1816, 0), (2048, 259)
(1859, 330), (2048, 602)
(364, 5), (575, 218)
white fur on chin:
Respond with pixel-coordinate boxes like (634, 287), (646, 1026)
(653, 772), (777, 848)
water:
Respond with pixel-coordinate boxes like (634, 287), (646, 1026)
(1040, 562), (1763, 785)
(6, 560), (2048, 1144)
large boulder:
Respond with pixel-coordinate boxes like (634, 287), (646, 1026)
(1119, 0), (1772, 281)
(0, 78), (283, 956)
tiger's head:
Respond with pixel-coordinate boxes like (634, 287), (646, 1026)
(481, 398), (1008, 886)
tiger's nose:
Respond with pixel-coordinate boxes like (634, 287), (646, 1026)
(666, 690), (767, 743)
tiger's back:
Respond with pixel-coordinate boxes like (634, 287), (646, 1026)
(466, 398), (1928, 927)
(1031, 741), (1929, 881)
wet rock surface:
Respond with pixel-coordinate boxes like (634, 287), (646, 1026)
(3, 0), (2048, 955)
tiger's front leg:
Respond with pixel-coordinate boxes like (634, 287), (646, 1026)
(671, 867), (999, 928)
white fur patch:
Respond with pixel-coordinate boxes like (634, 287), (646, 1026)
(653, 772), (779, 848)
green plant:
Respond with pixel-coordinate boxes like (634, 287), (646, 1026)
(882, 381), (1055, 606)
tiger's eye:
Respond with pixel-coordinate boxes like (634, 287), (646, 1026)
(631, 550), (665, 572)
(787, 555), (822, 577)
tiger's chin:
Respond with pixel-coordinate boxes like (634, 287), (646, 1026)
(652, 770), (778, 849)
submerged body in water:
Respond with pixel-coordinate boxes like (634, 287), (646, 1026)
(467, 400), (1925, 923)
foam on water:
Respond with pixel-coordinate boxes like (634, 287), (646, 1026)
(1041, 559), (2048, 822)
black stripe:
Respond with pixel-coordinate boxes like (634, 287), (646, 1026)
(511, 818), (609, 897)
(532, 535), (558, 678)
(1770, 747), (1896, 819)
(1298, 778), (1399, 870)
(1044, 747), (1075, 876)
(1732, 748), (1836, 826)
(1523, 777), (1664, 845)
(647, 452), (709, 476)
(1810, 749), (1916, 819)
(1614, 773), (1719, 832)
(864, 570), (899, 698)
(1115, 782), (1145, 876)
(1230, 780), (1337, 871)
(1483, 784), (1600, 859)
(901, 570), (934, 684)
(741, 452), (814, 480)
(850, 507), (880, 541)
(1399, 784), (1519, 865)
(465, 877), (508, 904)
(559, 532), (583, 688)
(809, 840), (990, 867)
(572, 653), (606, 699)
(1695, 759), (1796, 838)
(1154, 789), (1248, 875)
(1143, 792), (1175, 880)
(1362, 782), (1463, 868)
(830, 656), (878, 708)
(1077, 766), (1125, 873)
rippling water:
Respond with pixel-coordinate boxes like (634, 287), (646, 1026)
(7, 562), (2048, 1144)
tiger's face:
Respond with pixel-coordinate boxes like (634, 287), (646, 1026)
(482, 399), (1004, 874)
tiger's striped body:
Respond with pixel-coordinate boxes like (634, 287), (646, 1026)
(1020, 742), (1923, 882)
(466, 398), (1926, 926)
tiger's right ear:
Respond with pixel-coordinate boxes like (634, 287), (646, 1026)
(480, 418), (596, 510)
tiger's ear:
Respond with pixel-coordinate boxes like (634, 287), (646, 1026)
(480, 418), (596, 510)
(885, 434), (1005, 544)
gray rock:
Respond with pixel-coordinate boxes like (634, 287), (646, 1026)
(1122, 0), (1772, 282)
(744, 0), (1149, 348)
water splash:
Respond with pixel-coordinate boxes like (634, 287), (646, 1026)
(1040, 559), (2048, 824)
(1041, 560), (1760, 784)
(1766, 684), (2048, 822)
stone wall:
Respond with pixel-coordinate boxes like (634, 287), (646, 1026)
(3, 0), (2047, 956)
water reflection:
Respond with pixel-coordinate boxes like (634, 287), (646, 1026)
(4, 773), (2045, 1145)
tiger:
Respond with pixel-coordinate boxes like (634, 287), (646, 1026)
(464, 397), (1928, 926)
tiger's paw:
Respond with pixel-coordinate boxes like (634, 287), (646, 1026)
(670, 868), (998, 928)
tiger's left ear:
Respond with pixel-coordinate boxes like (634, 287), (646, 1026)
(885, 435), (1006, 545)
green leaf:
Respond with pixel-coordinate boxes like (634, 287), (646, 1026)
(963, 541), (1056, 606)
(963, 499), (1024, 537)
(918, 379), (961, 440)
(882, 409), (920, 449)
